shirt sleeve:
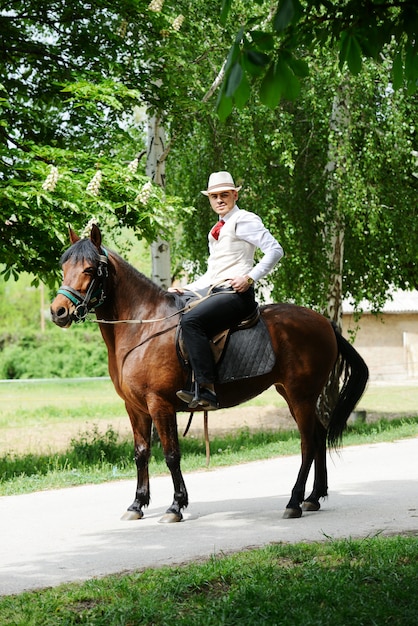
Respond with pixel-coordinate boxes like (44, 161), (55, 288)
(235, 212), (283, 282)
(183, 270), (211, 291)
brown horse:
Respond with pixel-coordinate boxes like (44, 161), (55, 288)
(50, 225), (368, 522)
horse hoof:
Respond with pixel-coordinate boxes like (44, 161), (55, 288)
(283, 507), (302, 519)
(121, 509), (144, 521)
(158, 512), (183, 524)
(302, 500), (320, 512)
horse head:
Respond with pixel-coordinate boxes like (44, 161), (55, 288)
(50, 224), (109, 328)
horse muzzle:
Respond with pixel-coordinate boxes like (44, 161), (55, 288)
(50, 295), (75, 328)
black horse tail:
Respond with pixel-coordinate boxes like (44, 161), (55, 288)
(327, 324), (369, 448)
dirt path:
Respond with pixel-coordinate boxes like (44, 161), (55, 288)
(1, 405), (295, 455)
(2, 400), (408, 457)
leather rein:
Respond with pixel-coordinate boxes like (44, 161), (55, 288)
(55, 248), (233, 326)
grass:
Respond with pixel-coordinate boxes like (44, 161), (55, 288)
(1, 416), (417, 496)
(0, 378), (125, 430)
(0, 379), (418, 495)
(0, 380), (417, 613)
(0, 535), (416, 624)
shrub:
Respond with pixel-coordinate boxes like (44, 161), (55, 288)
(0, 325), (108, 379)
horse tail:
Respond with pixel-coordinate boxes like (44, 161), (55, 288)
(327, 323), (369, 448)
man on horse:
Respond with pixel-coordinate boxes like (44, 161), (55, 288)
(169, 171), (283, 410)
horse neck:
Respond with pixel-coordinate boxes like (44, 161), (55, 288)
(98, 252), (173, 327)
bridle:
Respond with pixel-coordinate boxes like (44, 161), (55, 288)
(56, 249), (109, 323)
(56, 245), (235, 327)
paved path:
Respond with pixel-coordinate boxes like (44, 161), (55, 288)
(1, 438), (417, 596)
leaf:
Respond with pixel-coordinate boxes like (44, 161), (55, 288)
(260, 58), (301, 108)
(224, 41), (241, 76)
(220, 0), (232, 26)
(392, 51), (403, 90)
(273, 0), (295, 32)
(339, 31), (349, 71)
(245, 50), (270, 67)
(405, 46), (418, 81)
(249, 30), (275, 51)
(260, 63), (282, 109)
(285, 70), (301, 100)
(242, 49), (271, 83)
(339, 32), (363, 75)
(286, 55), (309, 78)
(225, 62), (243, 98)
(234, 73), (251, 109)
(347, 35), (363, 75)
(216, 91), (233, 122)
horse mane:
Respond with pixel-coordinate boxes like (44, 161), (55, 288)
(60, 237), (173, 304)
(60, 237), (101, 267)
(110, 248), (169, 300)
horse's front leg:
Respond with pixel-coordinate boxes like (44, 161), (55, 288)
(153, 407), (188, 524)
(121, 409), (152, 521)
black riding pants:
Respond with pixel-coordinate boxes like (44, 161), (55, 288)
(180, 287), (256, 384)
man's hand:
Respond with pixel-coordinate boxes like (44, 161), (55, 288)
(229, 276), (253, 293)
(168, 287), (184, 294)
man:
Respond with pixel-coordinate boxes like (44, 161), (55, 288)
(170, 171), (283, 410)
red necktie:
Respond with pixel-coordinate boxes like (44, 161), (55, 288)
(211, 219), (225, 240)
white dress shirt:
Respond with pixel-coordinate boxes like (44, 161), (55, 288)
(185, 205), (283, 290)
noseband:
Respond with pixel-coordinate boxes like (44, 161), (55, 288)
(57, 249), (109, 323)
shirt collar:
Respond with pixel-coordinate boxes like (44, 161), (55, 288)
(222, 205), (239, 222)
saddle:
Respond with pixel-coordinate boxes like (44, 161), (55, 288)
(175, 290), (276, 383)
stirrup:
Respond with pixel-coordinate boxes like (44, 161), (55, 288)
(188, 382), (219, 410)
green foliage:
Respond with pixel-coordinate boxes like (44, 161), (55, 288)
(219, 0), (418, 116)
(0, 326), (108, 379)
(0, 0), (227, 285)
(1, 0), (417, 318)
(168, 49), (418, 309)
(0, 425), (134, 484)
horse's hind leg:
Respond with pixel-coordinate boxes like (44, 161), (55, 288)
(302, 420), (328, 512)
(282, 397), (319, 519)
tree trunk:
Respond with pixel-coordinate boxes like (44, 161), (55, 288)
(323, 84), (350, 330)
(146, 114), (171, 289)
(319, 83), (351, 425)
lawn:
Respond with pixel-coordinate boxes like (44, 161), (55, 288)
(0, 536), (416, 624)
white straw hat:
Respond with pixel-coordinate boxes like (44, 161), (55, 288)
(201, 171), (242, 196)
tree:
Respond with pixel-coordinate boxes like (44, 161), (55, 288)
(167, 49), (417, 314)
(218, 0), (418, 118)
(0, 0), (227, 285)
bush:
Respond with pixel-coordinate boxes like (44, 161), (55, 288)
(0, 325), (109, 379)
(0, 425), (134, 483)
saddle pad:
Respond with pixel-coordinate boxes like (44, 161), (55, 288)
(216, 317), (276, 383)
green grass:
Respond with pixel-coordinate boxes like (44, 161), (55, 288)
(0, 379), (125, 430)
(0, 535), (416, 624)
(1, 379), (418, 496)
(1, 416), (417, 496)
(0, 381), (417, 613)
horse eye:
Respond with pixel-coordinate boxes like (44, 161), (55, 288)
(84, 267), (95, 275)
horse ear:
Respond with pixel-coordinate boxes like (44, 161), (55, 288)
(68, 226), (80, 244)
(90, 223), (102, 250)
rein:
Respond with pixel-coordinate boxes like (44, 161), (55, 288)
(90, 282), (235, 326)
(56, 246), (233, 326)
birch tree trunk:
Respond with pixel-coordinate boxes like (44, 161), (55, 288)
(324, 83), (350, 330)
(147, 114), (171, 289)
(319, 83), (351, 423)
